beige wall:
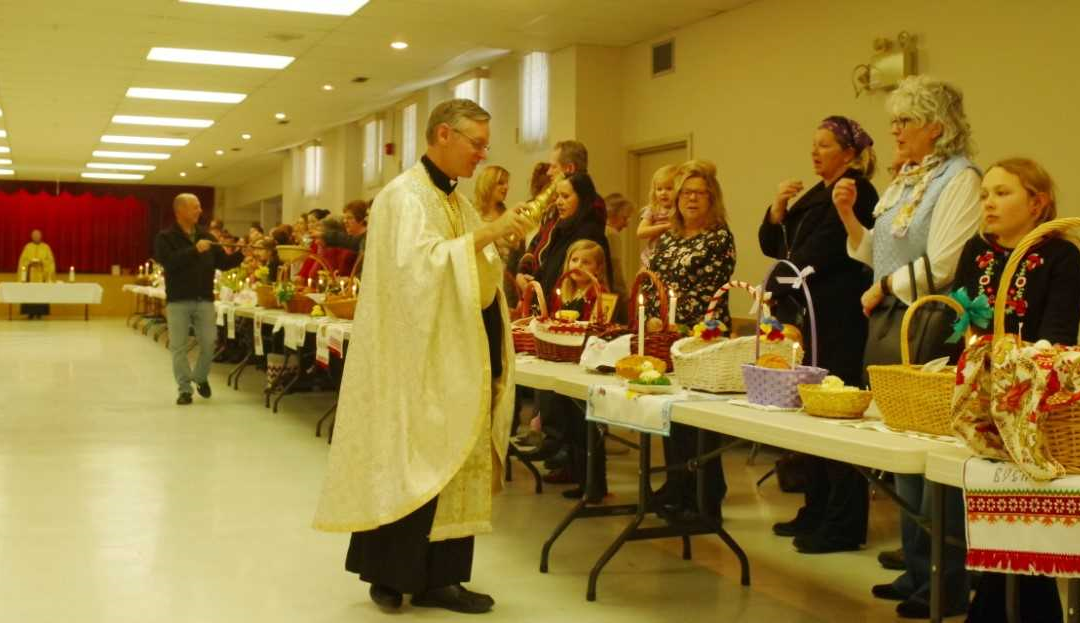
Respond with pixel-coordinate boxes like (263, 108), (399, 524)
(619, 0), (1080, 295)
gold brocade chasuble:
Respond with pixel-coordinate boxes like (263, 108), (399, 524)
(313, 162), (514, 541)
(18, 242), (56, 283)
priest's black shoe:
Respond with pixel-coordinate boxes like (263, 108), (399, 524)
(176, 393), (193, 405)
(369, 584), (403, 610)
(196, 382), (212, 398)
(412, 584), (494, 614)
(871, 583), (907, 601)
(878, 547), (905, 570)
(772, 515), (819, 537)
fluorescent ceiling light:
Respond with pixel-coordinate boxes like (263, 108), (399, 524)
(391, 41), (408, 50)
(0, 107), (3, 117)
(148, 47), (294, 70)
(0, 130), (6, 138)
(0, 169), (13, 176)
(180, 172), (188, 177)
(0, 146), (9, 154)
(322, 84), (334, 91)
(102, 135), (189, 147)
(87, 162), (157, 171)
(93, 150), (171, 160)
(275, 112), (287, 120)
(112, 115), (214, 129)
(215, 149), (225, 156)
(81, 172), (145, 181)
(178, 0), (369, 15)
(127, 87), (246, 104)
(0, 158), (10, 165)
(241, 133), (252, 140)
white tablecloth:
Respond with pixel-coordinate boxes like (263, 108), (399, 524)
(0, 282), (103, 304)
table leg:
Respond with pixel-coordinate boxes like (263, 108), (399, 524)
(929, 480), (945, 623)
(1005, 574), (1019, 623)
(1067, 578), (1079, 623)
(84, 304), (89, 321)
(316, 402), (337, 437)
(697, 430), (750, 586)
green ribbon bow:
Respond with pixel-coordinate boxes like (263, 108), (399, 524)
(947, 288), (992, 343)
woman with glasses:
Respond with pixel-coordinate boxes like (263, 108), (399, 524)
(758, 116), (879, 554)
(833, 75), (982, 619)
(648, 159), (735, 523)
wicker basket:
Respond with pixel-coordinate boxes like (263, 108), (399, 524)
(672, 279), (802, 393)
(627, 271), (681, 369)
(798, 385), (873, 419)
(533, 268), (605, 363)
(323, 253), (362, 320)
(512, 281), (546, 355)
(255, 284), (280, 309)
(741, 260), (827, 408)
(990, 218), (1080, 473)
(867, 294), (964, 436)
(285, 293), (316, 315)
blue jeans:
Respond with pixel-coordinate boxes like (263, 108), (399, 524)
(892, 474), (970, 612)
(166, 300), (217, 395)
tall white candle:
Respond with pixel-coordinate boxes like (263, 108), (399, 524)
(668, 288), (677, 326)
(637, 294), (645, 356)
(791, 342), (799, 368)
(306, 277), (312, 289)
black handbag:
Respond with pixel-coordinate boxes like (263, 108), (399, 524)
(862, 255), (959, 377)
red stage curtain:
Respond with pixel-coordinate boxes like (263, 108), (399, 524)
(0, 190), (150, 274)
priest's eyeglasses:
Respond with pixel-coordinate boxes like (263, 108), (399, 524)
(452, 128), (491, 154)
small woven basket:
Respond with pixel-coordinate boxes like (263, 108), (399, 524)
(533, 268), (604, 363)
(672, 279), (801, 393)
(627, 271), (681, 369)
(323, 253), (363, 320)
(798, 385), (873, 419)
(255, 284), (280, 309)
(512, 280), (546, 355)
(741, 260), (827, 408)
(285, 292), (316, 315)
(867, 294), (964, 436)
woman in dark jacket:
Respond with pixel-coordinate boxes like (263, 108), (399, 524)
(758, 115), (879, 554)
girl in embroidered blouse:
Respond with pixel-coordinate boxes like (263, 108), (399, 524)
(551, 240), (609, 321)
(636, 164), (676, 269)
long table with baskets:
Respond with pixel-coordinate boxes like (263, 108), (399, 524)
(514, 356), (972, 621)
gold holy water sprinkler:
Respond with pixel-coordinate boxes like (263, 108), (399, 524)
(509, 171), (564, 243)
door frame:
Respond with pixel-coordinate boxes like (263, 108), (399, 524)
(625, 134), (693, 214)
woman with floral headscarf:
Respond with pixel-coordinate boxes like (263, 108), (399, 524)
(758, 115), (879, 554)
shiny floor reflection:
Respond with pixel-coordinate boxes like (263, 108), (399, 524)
(0, 320), (953, 622)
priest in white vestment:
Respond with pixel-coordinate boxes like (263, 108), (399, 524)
(313, 99), (531, 614)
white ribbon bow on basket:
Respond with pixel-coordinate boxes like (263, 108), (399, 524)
(776, 265), (815, 291)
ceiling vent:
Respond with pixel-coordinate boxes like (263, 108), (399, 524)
(652, 39), (674, 77)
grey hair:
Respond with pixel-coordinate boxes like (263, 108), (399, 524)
(173, 193), (199, 211)
(887, 75), (974, 158)
(425, 98), (491, 145)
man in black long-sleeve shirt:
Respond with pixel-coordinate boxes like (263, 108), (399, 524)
(154, 194), (243, 405)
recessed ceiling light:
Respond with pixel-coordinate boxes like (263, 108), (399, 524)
(93, 150), (171, 160)
(102, 135), (189, 147)
(148, 47), (294, 70)
(241, 133), (252, 140)
(322, 84), (334, 91)
(127, 87), (246, 104)
(215, 149), (225, 156)
(0, 130), (6, 138)
(0, 146), (9, 154)
(0, 107), (3, 117)
(112, 115), (214, 129)
(180, 172), (188, 177)
(0, 159), (10, 165)
(0, 169), (13, 176)
(178, 0), (370, 16)
(275, 112), (287, 120)
(196, 162), (205, 168)
(86, 162), (157, 171)
(391, 41), (408, 50)
(81, 172), (145, 180)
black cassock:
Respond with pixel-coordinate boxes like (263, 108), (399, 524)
(345, 301), (503, 594)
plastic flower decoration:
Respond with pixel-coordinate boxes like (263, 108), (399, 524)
(692, 318), (726, 341)
(254, 265), (270, 285)
(946, 288), (992, 343)
(758, 316), (785, 342)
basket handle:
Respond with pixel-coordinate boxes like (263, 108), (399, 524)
(627, 270), (670, 331)
(553, 268), (604, 323)
(755, 260), (818, 365)
(898, 294), (966, 364)
(704, 279), (762, 324)
(517, 252), (538, 276)
(993, 217), (1080, 339)
(517, 279), (549, 321)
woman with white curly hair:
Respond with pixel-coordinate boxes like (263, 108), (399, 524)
(833, 75), (981, 619)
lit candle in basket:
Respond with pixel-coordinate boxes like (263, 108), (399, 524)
(306, 277), (312, 289)
(791, 342), (799, 369)
(318, 276), (324, 290)
(352, 282), (359, 297)
(637, 294), (645, 357)
(668, 287), (677, 327)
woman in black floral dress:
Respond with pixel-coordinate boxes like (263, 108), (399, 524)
(649, 160), (735, 522)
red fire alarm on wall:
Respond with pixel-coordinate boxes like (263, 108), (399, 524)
(384, 143), (395, 156)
